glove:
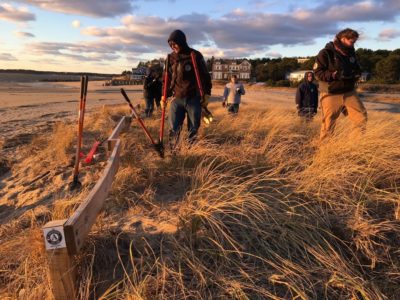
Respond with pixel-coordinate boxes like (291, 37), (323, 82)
(222, 101), (226, 108)
(200, 94), (210, 108)
(160, 96), (168, 110)
(236, 88), (242, 95)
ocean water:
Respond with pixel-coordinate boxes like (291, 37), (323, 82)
(0, 72), (111, 83)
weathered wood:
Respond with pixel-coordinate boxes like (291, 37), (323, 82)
(107, 116), (131, 153)
(64, 140), (121, 254)
(46, 248), (77, 300)
(43, 220), (76, 300)
(43, 116), (131, 299)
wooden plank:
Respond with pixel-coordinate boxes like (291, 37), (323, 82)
(107, 116), (131, 153)
(42, 220), (76, 300)
(64, 140), (121, 254)
(46, 248), (77, 300)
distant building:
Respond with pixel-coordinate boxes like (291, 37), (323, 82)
(131, 66), (147, 82)
(287, 70), (313, 82)
(104, 74), (134, 86)
(297, 58), (310, 64)
(212, 59), (252, 80)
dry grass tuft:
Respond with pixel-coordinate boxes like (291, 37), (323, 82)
(2, 102), (400, 299)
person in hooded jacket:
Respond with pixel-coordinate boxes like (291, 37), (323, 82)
(313, 28), (367, 139)
(295, 71), (318, 120)
(162, 29), (212, 146)
(143, 69), (158, 117)
(153, 72), (162, 110)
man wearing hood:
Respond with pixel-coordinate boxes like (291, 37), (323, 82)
(143, 69), (158, 117)
(295, 71), (318, 119)
(163, 29), (212, 145)
(313, 28), (367, 139)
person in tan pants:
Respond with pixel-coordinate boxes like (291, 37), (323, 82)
(314, 28), (367, 140)
(320, 91), (367, 139)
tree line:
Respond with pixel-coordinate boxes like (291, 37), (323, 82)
(206, 48), (400, 85)
(130, 48), (400, 86)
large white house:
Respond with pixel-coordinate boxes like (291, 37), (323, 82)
(212, 59), (252, 80)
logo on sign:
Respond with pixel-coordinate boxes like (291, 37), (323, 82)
(46, 229), (63, 246)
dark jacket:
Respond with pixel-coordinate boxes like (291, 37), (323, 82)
(143, 74), (159, 98)
(166, 30), (212, 99)
(313, 41), (361, 94)
(295, 72), (318, 111)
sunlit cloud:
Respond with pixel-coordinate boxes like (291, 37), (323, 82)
(0, 3), (35, 22)
(72, 0), (400, 59)
(378, 28), (400, 41)
(265, 51), (282, 58)
(14, 31), (35, 38)
(5, 0), (400, 72)
(12, 0), (137, 17)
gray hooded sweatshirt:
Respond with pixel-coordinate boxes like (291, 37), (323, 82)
(223, 82), (245, 104)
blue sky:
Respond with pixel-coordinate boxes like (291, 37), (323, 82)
(1, 0), (400, 73)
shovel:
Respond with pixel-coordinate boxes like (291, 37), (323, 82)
(120, 88), (164, 157)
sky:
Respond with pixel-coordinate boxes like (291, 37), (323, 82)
(1, 0), (400, 73)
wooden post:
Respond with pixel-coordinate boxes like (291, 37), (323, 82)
(43, 220), (77, 300)
(42, 116), (130, 299)
(107, 116), (131, 155)
(64, 141), (121, 254)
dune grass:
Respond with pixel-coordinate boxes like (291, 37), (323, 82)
(1, 102), (399, 299)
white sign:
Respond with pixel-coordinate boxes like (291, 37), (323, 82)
(43, 226), (67, 250)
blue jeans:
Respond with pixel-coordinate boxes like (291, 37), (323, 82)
(169, 96), (202, 143)
(227, 103), (239, 114)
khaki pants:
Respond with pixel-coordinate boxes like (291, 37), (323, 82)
(320, 90), (367, 140)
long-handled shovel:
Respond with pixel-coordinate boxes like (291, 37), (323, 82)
(69, 75), (88, 190)
(159, 55), (170, 149)
(120, 88), (164, 157)
(191, 52), (213, 124)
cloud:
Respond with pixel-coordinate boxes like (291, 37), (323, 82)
(15, 0), (400, 66)
(378, 28), (400, 41)
(0, 3), (35, 22)
(27, 41), (125, 62)
(12, 0), (136, 17)
(265, 51), (282, 58)
(72, 20), (81, 28)
(0, 53), (18, 61)
(72, 0), (400, 59)
(15, 31), (35, 38)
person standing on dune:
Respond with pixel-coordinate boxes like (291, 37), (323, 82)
(295, 71), (318, 120)
(222, 74), (245, 114)
(162, 29), (212, 147)
(313, 28), (367, 140)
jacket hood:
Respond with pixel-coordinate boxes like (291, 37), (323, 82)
(168, 30), (189, 50)
(324, 41), (335, 51)
(304, 71), (314, 81)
